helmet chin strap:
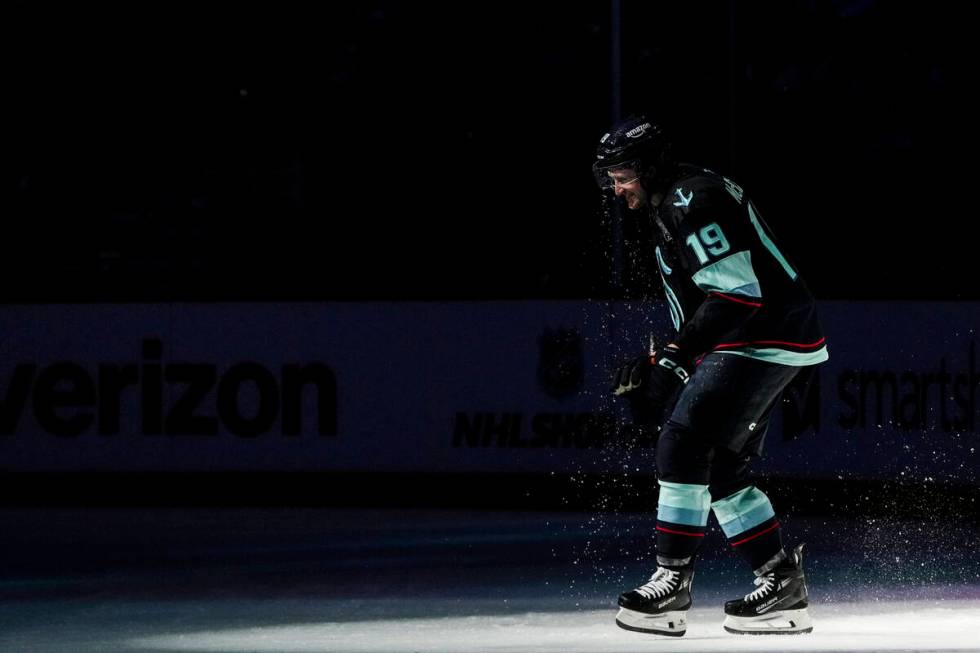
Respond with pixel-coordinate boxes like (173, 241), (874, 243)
(652, 211), (673, 247)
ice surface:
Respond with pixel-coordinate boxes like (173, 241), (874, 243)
(1, 508), (977, 652)
(125, 600), (980, 652)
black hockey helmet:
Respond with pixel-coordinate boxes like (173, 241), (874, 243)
(593, 115), (673, 191)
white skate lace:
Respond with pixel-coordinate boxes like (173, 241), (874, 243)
(634, 567), (679, 599)
(745, 573), (776, 602)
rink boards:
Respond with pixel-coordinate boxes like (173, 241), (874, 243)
(0, 301), (977, 485)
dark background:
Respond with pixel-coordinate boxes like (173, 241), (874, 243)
(6, 1), (974, 304)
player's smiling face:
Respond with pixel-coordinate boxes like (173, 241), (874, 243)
(608, 168), (647, 210)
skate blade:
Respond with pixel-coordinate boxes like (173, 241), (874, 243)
(615, 607), (687, 636)
(723, 607), (813, 635)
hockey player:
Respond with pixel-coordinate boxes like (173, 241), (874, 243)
(595, 115), (828, 636)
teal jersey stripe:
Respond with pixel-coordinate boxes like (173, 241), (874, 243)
(657, 247), (684, 330)
(663, 283), (684, 331)
(715, 345), (829, 366)
(748, 202), (797, 281)
(711, 486), (776, 538)
(691, 250), (762, 297)
(728, 282), (763, 297)
(655, 246), (673, 275)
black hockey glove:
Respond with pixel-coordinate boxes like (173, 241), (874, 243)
(647, 345), (694, 394)
(611, 354), (655, 397)
(612, 345), (693, 396)
(612, 345), (694, 430)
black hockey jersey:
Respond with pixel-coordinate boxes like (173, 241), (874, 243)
(651, 165), (828, 366)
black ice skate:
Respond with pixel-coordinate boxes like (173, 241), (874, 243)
(615, 564), (694, 636)
(723, 543), (813, 635)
